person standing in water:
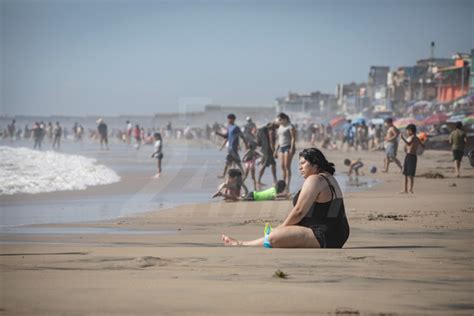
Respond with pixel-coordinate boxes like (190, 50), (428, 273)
(33, 121), (43, 150)
(382, 118), (402, 173)
(97, 118), (109, 150)
(449, 121), (467, 178)
(133, 124), (142, 149)
(52, 121), (62, 150)
(274, 112), (296, 193)
(151, 132), (163, 178)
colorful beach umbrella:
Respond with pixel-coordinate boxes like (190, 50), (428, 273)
(463, 114), (474, 125)
(394, 117), (421, 129)
(423, 113), (448, 126)
(330, 116), (346, 127)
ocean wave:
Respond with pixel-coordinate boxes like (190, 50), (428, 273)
(0, 146), (120, 195)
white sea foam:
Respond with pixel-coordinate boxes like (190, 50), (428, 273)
(0, 146), (120, 195)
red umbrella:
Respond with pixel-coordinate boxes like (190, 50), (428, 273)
(394, 117), (422, 129)
(330, 116), (346, 127)
(423, 113), (448, 126)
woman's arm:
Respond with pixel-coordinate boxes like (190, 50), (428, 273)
(280, 175), (322, 227)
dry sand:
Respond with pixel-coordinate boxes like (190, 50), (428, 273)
(1, 148), (473, 315)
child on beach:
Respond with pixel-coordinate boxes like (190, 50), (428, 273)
(243, 180), (288, 201)
(344, 158), (364, 176)
(242, 143), (262, 191)
(212, 169), (248, 201)
(400, 124), (424, 194)
(151, 132), (163, 178)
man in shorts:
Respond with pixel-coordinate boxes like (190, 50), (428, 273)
(216, 114), (248, 177)
(382, 118), (402, 173)
(449, 121), (468, 178)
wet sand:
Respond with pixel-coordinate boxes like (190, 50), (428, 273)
(1, 148), (473, 315)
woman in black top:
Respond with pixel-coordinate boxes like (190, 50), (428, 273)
(222, 148), (349, 248)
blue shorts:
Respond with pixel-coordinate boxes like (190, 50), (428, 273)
(385, 142), (398, 159)
(279, 146), (290, 153)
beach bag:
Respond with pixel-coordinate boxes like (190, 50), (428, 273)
(416, 144), (425, 156)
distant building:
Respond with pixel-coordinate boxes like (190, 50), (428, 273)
(275, 91), (337, 117)
(336, 82), (369, 114)
(435, 53), (471, 103)
(367, 66), (390, 100)
(388, 57), (455, 108)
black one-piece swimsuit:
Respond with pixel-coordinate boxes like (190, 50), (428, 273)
(294, 175), (350, 248)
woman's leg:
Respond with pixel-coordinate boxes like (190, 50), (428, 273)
(278, 151), (286, 183)
(286, 152), (294, 192)
(222, 225), (320, 248)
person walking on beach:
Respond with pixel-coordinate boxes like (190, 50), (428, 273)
(449, 121), (467, 178)
(97, 118), (109, 150)
(382, 118), (402, 173)
(222, 148), (350, 248)
(52, 121), (62, 150)
(215, 114), (248, 177)
(256, 122), (277, 189)
(151, 132), (163, 178)
(400, 124), (423, 194)
(274, 112), (296, 193)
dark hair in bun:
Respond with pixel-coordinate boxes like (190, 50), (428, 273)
(299, 148), (335, 175)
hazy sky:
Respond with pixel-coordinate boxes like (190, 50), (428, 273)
(1, 0), (473, 116)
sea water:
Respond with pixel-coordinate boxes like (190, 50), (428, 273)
(0, 146), (120, 195)
(0, 140), (377, 233)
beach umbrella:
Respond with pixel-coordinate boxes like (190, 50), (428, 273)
(423, 113), (448, 126)
(447, 114), (466, 123)
(463, 114), (474, 125)
(352, 117), (366, 125)
(394, 117), (421, 129)
(330, 116), (346, 127)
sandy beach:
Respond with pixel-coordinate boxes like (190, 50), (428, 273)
(1, 146), (473, 315)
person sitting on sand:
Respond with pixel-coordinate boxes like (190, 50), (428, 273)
(243, 180), (288, 201)
(400, 124), (423, 194)
(212, 169), (248, 201)
(222, 148), (350, 248)
(344, 158), (364, 176)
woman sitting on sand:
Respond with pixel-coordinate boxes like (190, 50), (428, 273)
(222, 148), (350, 248)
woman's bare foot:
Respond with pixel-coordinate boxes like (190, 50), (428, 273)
(410, 190), (414, 194)
(221, 235), (241, 246)
(399, 191), (408, 194)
